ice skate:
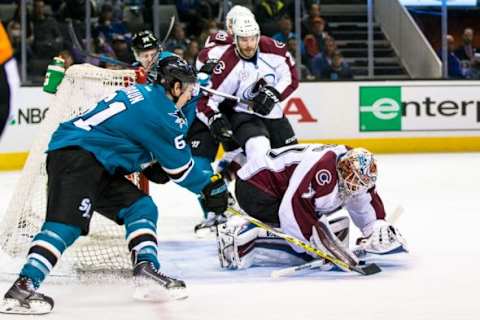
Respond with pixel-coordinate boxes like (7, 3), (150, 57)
(0, 277), (54, 315)
(133, 261), (188, 302)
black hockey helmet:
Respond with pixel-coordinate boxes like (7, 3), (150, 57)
(132, 30), (159, 52)
(155, 53), (196, 88)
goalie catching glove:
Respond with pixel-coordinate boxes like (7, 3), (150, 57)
(200, 173), (229, 215)
(357, 220), (408, 255)
(251, 85), (280, 116)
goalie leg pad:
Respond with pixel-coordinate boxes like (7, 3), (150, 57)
(310, 215), (359, 268)
(217, 216), (312, 269)
(328, 215), (350, 248)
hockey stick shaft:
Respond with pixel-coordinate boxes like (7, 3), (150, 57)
(199, 86), (254, 108)
(271, 205), (404, 278)
(387, 205), (404, 224)
(160, 16), (176, 47)
(226, 207), (381, 275)
(271, 259), (331, 279)
(67, 21), (134, 69)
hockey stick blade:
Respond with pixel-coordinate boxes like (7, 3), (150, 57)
(351, 263), (382, 276)
(271, 259), (332, 278)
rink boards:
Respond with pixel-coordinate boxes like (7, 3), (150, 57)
(1, 81), (480, 170)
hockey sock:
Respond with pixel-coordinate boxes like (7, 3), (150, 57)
(193, 156), (214, 219)
(119, 197), (160, 269)
(20, 222), (81, 288)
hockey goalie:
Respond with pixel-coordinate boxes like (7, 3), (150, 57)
(217, 144), (408, 272)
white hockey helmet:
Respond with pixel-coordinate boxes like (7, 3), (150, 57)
(337, 148), (378, 196)
(225, 5), (254, 34)
(232, 15), (260, 59)
(232, 15), (260, 38)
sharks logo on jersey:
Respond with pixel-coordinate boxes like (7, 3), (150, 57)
(169, 110), (187, 129)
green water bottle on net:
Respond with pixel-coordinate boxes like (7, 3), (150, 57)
(43, 57), (65, 94)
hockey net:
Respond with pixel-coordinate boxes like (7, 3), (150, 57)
(0, 64), (148, 275)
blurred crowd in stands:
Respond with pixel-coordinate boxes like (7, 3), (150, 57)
(0, 0), (355, 83)
(0, 0), (479, 83)
(437, 28), (480, 79)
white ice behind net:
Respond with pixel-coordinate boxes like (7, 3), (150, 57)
(0, 64), (138, 276)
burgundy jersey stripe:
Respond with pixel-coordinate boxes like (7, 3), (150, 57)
(368, 187), (386, 220)
(210, 46), (239, 89)
(197, 45), (239, 118)
(245, 164), (297, 199)
(279, 51), (299, 100)
(258, 36), (299, 100)
(197, 46), (210, 64)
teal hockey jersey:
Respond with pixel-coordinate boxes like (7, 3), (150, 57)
(48, 83), (210, 194)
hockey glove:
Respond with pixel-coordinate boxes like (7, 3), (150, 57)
(251, 85), (281, 116)
(208, 112), (234, 144)
(201, 174), (229, 215)
(199, 58), (219, 75)
(356, 220), (408, 255)
(142, 162), (170, 184)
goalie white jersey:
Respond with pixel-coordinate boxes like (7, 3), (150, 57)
(237, 144), (386, 247)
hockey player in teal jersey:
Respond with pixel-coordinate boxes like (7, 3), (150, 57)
(0, 55), (229, 315)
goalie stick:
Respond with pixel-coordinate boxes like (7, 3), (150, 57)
(226, 207), (381, 276)
(270, 205), (405, 278)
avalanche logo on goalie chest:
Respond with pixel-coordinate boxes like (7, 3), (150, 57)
(315, 169), (332, 186)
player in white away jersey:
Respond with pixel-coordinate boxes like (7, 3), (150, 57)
(188, 9), (299, 232)
(195, 15), (299, 160)
(188, 5), (257, 172)
(217, 144), (408, 270)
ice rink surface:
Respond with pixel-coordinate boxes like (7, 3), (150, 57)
(0, 152), (479, 320)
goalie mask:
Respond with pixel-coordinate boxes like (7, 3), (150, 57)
(337, 148), (377, 196)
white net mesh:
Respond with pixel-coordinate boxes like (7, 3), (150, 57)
(0, 64), (139, 274)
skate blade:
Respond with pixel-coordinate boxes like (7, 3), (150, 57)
(0, 298), (53, 315)
(194, 226), (217, 239)
(133, 281), (188, 302)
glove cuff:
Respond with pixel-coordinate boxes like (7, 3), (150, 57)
(208, 112), (222, 126)
(362, 219), (388, 237)
(265, 85), (281, 100)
